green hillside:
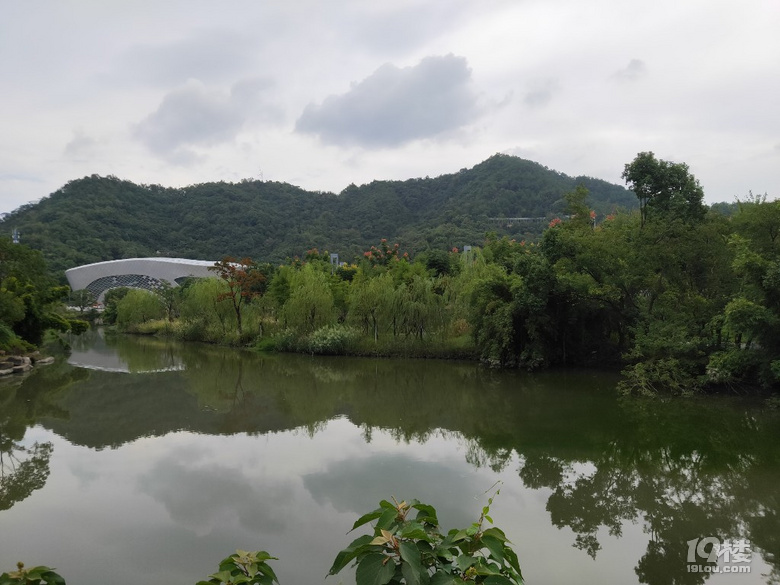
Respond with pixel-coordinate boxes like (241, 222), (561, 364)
(0, 154), (637, 274)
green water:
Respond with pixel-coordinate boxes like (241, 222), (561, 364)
(1, 329), (778, 584)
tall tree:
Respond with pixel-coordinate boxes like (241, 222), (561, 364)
(622, 152), (706, 227)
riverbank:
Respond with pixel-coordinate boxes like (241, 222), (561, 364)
(104, 318), (480, 362)
(0, 350), (54, 376)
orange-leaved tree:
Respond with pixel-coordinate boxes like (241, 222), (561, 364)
(209, 257), (270, 336)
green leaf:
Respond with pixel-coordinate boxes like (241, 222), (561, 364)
(351, 509), (384, 532)
(253, 551), (277, 562)
(328, 534), (374, 575)
(472, 559), (502, 576)
(42, 572), (67, 585)
(480, 534), (506, 563)
(376, 506), (398, 530)
(429, 572), (459, 585)
(400, 541), (422, 567)
(356, 553), (396, 585)
(402, 561), (429, 585)
(257, 563), (280, 585)
(398, 522), (433, 542)
(208, 570), (234, 583)
(503, 546), (522, 576)
(455, 555), (477, 572)
(412, 503), (439, 525)
(482, 527), (509, 543)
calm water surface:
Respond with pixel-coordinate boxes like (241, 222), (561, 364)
(1, 330), (778, 584)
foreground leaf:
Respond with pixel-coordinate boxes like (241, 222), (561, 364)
(328, 534), (375, 575)
(356, 553), (396, 585)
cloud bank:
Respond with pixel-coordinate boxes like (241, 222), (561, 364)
(296, 54), (479, 148)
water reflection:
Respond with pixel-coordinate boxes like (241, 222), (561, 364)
(0, 333), (778, 584)
(0, 359), (87, 511)
(68, 328), (184, 373)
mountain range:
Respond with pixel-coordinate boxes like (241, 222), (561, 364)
(0, 154), (637, 275)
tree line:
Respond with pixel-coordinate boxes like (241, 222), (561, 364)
(99, 152), (780, 396)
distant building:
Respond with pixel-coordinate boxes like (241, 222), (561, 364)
(65, 257), (216, 302)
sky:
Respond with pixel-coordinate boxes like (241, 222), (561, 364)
(1, 0), (779, 215)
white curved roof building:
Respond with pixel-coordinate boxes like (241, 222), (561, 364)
(65, 257), (216, 301)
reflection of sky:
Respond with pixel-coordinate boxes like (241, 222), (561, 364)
(1, 422), (770, 585)
(67, 347), (183, 373)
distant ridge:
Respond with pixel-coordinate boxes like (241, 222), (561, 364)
(0, 154), (637, 275)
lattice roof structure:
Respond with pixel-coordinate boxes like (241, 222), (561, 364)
(65, 257), (216, 301)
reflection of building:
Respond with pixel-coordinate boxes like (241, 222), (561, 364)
(65, 257), (215, 302)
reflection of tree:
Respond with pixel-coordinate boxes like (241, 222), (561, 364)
(0, 441), (53, 512)
(108, 333), (184, 373)
(0, 360), (83, 512)
(519, 401), (780, 585)
(30, 333), (780, 584)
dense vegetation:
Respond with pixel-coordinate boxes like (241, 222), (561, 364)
(0, 154), (635, 275)
(97, 153), (780, 396)
(0, 239), (86, 351)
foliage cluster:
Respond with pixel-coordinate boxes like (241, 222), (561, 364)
(329, 493), (523, 585)
(0, 239), (86, 350)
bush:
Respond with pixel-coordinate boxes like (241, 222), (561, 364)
(618, 358), (702, 397)
(329, 494), (523, 585)
(306, 324), (359, 355)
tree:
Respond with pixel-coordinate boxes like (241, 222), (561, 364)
(348, 272), (393, 342)
(116, 289), (164, 327)
(209, 257), (270, 336)
(70, 289), (95, 314)
(622, 152), (706, 227)
(281, 264), (335, 333)
(0, 239), (72, 345)
(156, 280), (179, 322)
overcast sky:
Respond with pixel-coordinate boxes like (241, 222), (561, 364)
(2, 0), (779, 215)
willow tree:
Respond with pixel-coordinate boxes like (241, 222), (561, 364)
(281, 264), (335, 334)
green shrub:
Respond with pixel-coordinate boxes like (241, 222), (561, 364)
(306, 324), (359, 355)
(254, 337), (278, 352)
(330, 494), (523, 585)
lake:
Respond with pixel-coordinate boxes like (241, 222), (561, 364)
(1, 329), (778, 584)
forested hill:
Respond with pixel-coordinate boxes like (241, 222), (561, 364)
(0, 154), (637, 274)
